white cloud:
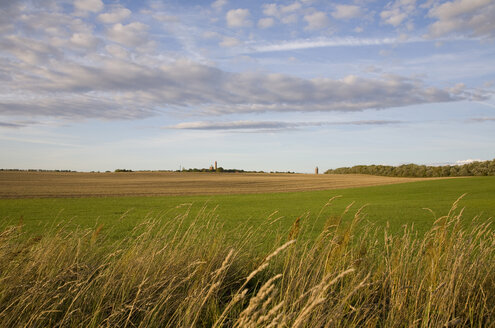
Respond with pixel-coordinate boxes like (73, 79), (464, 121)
(219, 36), (240, 47)
(380, 0), (417, 28)
(1, 52), (474, 121)
(263, 2), (302, 17)
(258, 17), (275, 29)
(0, 0), (488, 123)
(304, 11), (329, 30)
(98, 6), (131, 24)
(16, 10), (93, 38)
(0, 94), (155, 120)
(211, 0), (228, 10)
(364, 65), (382, 73)
(169, 120), (294, 130)
(262, 2), (302, 24)
(281, 14), (298, 24)
(332, 5), (362, 19)
(281, 2), (302, 14)
(262, 4), (279, 17)
(0, 35), (62, 65)
(381, 9), (407, 27)
(105, 44), (129, 59)
(226, 8), (251, 28)
(70, 33), (100, 49)
(448, 82), (466, 95)
(0, 2), (22, 34)
(202, 31), (221, 39)
(249, 36), (410, 53)
(167, 119), (403, 131)
(107, 22), (149, 47)
(427, 0), (495, 38)
(74, 0), (104, 15)
(152, 14), (180, 23)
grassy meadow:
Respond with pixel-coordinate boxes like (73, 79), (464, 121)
(0, 175), (494, 327)
(1, 176), (494, 238)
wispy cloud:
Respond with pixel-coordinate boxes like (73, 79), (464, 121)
(166, 119), (403, 131)
(1, 50), (471, 119)
(475, 101), (495, 109)
(468, 117), (495, 122)
(0, 135), (82, 147)
(0, 0), (490, 123)
(247, 36), (422, 53)
(0, 122), (25, 128)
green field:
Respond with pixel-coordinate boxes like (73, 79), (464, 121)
(1, 176), (494, 327)
(1, 177), (494, 240)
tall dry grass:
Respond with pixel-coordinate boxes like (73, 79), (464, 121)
(0, 197), (493, 327)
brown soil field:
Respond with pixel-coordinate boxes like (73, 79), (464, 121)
(0, 171), (445, 199)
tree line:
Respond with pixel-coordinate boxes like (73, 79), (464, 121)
(325, 159), (495, 177)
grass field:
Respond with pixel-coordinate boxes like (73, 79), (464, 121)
(1, 178), (494, 327)
(1, 174), (494, 327)
(1, 175), (494, 239)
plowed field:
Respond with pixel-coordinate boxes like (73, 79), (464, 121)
(0, 171), (444, 198)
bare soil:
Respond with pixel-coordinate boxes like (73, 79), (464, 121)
(0, 171), (446, 199)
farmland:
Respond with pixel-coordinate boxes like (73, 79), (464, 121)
(0, 170), (440, 198)
(0, 172), (494, 327)
(0, 172), (493, 238)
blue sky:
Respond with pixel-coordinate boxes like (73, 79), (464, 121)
(0, 0), (494, 172)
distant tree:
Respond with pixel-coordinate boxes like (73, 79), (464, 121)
(324, 159), (495, 177)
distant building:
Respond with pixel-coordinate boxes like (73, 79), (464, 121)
(215, 161), (217, 170)
(315, 166), (319, 174)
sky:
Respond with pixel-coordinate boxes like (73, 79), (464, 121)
(0, 0), (494, 172)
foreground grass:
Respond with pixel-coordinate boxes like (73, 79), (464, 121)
(0, 197), (493, 327)
(1, 177), (495, 238)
